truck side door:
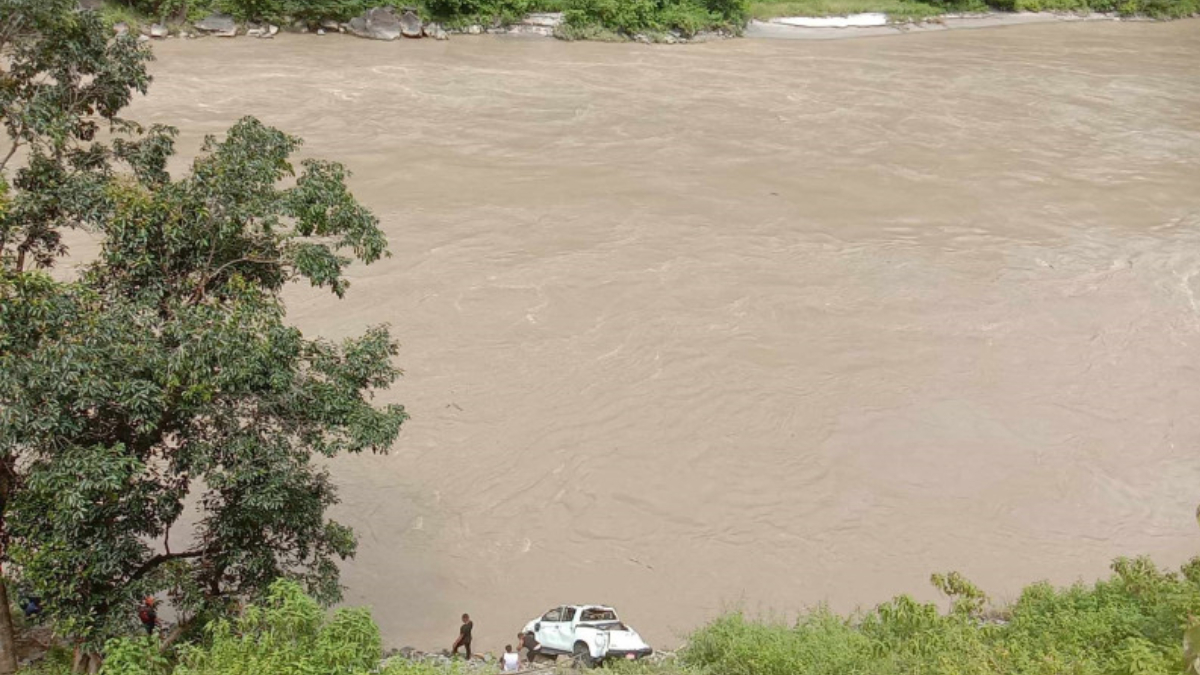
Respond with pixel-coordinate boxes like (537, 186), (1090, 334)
(535, 607), (566, 652)
(557, 606), (578, 650)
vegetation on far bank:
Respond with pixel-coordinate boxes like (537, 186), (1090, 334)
(15, 556), (1200, 675)
(98, 0), (1197, 39)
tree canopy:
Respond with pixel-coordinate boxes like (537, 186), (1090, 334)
(0, 1), (407, 669)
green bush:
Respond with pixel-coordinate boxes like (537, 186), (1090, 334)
(422, 0), (533, 26)
(563, 0), (745, 37)
(171, 580), (382, 675)
(681, 556), (1200, 675)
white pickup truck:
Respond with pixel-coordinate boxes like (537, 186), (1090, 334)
(521, 604), (653, 667)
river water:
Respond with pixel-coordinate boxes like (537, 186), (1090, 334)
(126, 21), (1200, 651)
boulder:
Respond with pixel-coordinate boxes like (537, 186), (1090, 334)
(467, 24), (483, 34)
(399, 9), (423, 37)
(346, 7), (403, 40)
(148, 23), (169, 38)
(195, 13), (238, 37)
(522, 12), (563, 27)
(423, 22), (449, 39)
(317, 28), (326, 35)
(268, 24), (280, 35)
(321, 19), (341, 30)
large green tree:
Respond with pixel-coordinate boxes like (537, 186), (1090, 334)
(0, 2), (407, 672)
(1, 1), (155, 670)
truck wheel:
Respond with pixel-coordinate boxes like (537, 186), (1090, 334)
(573, 642), (596, 669)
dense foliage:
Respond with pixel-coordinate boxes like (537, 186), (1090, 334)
(25, 580), (455, 675)
(0, 0), (156, 669)
(680, 556), (1200, 675)
(1, 0), (407, 666)
(1, 115), (407, 652)
(561, 0), (745, 37)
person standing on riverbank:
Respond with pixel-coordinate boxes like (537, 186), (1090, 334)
(452, 613), (473, 659)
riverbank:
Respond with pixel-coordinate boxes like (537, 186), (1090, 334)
(746, 9), (1129, 38)
(17, 556), (1200, 674)
(95, 0), (1195, 44)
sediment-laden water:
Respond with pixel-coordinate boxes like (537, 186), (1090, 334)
(110, 21), (1200, 651)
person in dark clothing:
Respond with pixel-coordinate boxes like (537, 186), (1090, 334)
(451, 613), (473, 659)
(520, 631), (541, 664)
(19, 595), (42, 621)
(137, 597), (160, 636)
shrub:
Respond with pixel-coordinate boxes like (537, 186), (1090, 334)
(681, 556), (1200, 675)
(563, 0), (745, 37)
(172, 579), (382, 675)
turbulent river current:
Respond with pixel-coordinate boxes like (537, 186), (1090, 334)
(108, 20), (1200, 650)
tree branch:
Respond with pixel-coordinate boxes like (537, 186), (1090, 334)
(188, 256), (280, 305)
(126, 548), (205, 585)
(0, 140), (21, 173)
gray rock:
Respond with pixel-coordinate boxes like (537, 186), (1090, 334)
(268, 24), (280, 35)
(522, 12), (563, 27)
(423, 22), (449, 39)
(321, 19), (341, 29)
(346, 7), (403, 40)
(399, 9), (423, 37)
(506, 24), (553, 36)
(317, 28), (326, 35)
(137, 34), (150, 43)
(195, 14), (238, 36)
(113, 21), (129, 36)
(148, 23), (169, 38)
(467, 24), (483, 34)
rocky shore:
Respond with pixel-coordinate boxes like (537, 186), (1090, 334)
(379, 646), (681, 671)
(106, 3), (1173, 47)
(110, 6), (735, 44)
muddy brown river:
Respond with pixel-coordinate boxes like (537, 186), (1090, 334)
(115, 20), (1200, 651)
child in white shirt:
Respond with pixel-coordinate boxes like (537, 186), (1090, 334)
(500, 645), (520, 672)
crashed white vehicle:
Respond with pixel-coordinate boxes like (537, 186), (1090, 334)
(521, 605), (653, 667)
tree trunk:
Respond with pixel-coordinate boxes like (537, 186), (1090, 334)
(71, 646), (102, 674)
(0, 566), (19, 675)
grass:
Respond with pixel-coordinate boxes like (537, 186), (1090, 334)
(97, 1), (152, 30)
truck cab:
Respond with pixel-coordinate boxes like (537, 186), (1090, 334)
(522, 604), (653, 667)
